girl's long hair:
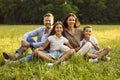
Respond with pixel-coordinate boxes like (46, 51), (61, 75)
(49, 21), (64, 36)
(45, 21), (64, 50)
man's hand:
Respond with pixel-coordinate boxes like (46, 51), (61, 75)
(21, 41), (30, 54)
(21, 41), (30, 47)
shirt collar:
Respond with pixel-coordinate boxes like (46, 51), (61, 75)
(54, 35), (63, 39)
(44, 26), (53, 34)
(83, 37), (91, 41)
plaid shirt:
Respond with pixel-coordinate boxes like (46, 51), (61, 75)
(63, 28), (82, 48)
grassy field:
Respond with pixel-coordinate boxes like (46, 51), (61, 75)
(0, 25), (120, 80)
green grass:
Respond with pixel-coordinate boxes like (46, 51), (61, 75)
(0, 25), (120, 80)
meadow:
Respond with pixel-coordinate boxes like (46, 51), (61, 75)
(0, 25), (120, 80)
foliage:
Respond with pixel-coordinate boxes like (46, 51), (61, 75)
(0, 0), (120, 24)
(0, 25), (120, 80)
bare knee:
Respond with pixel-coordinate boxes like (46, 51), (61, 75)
(105, 46), (111, 52)
(87, 53), (97, 59)
(69, 49), (75, 55)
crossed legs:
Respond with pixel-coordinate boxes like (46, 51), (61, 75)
(34, 49), (75, 65)
(76, 42), (111, 59)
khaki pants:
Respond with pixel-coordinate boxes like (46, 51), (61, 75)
(76, 42), (92, 56)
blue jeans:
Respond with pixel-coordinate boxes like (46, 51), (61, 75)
(16, 37), (35, 62)
(17, 54), (33, 62)
(16, 37), (35, 53)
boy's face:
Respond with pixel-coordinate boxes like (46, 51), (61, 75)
(44, 16), (54, 29)
(55, 24), (63, 34)
(83, 28), (92, 38)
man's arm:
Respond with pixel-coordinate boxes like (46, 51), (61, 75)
(22, 27), (42, 41)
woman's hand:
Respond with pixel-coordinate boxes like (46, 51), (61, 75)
(75, 47), (80, 52)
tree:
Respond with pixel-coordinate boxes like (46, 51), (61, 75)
(106, 0), (120, 24)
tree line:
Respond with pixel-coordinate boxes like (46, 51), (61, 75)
(0, 0), (120, 24)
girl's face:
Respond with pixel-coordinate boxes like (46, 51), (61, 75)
(67, 16), (75, 28)
(83, 28), (92, 38)
(55, 24), (63, 34)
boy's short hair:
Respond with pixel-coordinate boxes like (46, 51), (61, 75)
(44, 13), (54, 19)
(83, 25), (92, 31)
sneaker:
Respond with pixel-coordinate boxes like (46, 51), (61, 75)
(2, 52), (16, 60)
(61, 61), (66, 65)
(89, 58), (98, 63)
(4, 59), (16, 64)
(101, 56), (111, 61)
(47, 63), (54, 67)
(3, 52), (10, 59)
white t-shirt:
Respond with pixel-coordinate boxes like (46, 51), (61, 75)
(48, 35), (70, 52)
(80, 37), (98, 54)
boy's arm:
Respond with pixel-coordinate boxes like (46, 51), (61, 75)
(89, 41), (100, 50)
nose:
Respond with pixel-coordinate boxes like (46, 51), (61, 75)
(46, 20), (50, 23)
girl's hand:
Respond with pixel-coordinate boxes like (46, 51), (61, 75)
(35, 47), (44, 51)
(35, 48), (39, 51)
(34, 48), (40, 55)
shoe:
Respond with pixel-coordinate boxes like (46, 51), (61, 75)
(61, 61), (66, 65)
(3, 52), (10, 59)
(2, 52), (16, 60)
(89, 58), (98, 63)
(101, 56), (111, 61)
(4, 59), (16, 64)
(47, 63), (54, 67)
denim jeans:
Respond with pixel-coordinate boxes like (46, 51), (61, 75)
(16, 37), (35, 62)
(16, 37), (35, 53)
(17, 54), (33, 62)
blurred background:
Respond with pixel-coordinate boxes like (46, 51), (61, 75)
(0, 0), (120, 24)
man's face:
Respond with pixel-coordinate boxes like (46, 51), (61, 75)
(43, 16), (54, 29)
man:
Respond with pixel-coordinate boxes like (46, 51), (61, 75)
(3, 13), (54, 61)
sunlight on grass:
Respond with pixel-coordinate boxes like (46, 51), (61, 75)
(0, 25), (120, 80)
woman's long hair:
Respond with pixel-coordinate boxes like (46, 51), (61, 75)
(63, 13), (80, 28)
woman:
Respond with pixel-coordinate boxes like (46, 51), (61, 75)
(63, 13), (96, 58)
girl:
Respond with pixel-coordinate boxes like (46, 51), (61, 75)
(34, 21), (75, 65)
(80, 25), (111, 62)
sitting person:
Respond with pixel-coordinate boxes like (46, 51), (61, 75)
(80, 25), (111, 62)
(34, 21), (75, 65)
(63, 13), (97, 58)
(4, 21), (75, 65)
(3, 13), (54, 61)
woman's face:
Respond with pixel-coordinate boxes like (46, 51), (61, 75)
(83, 28), (92, 38)
(55, 24), (63, 34)
(67, 16), (75, 28)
